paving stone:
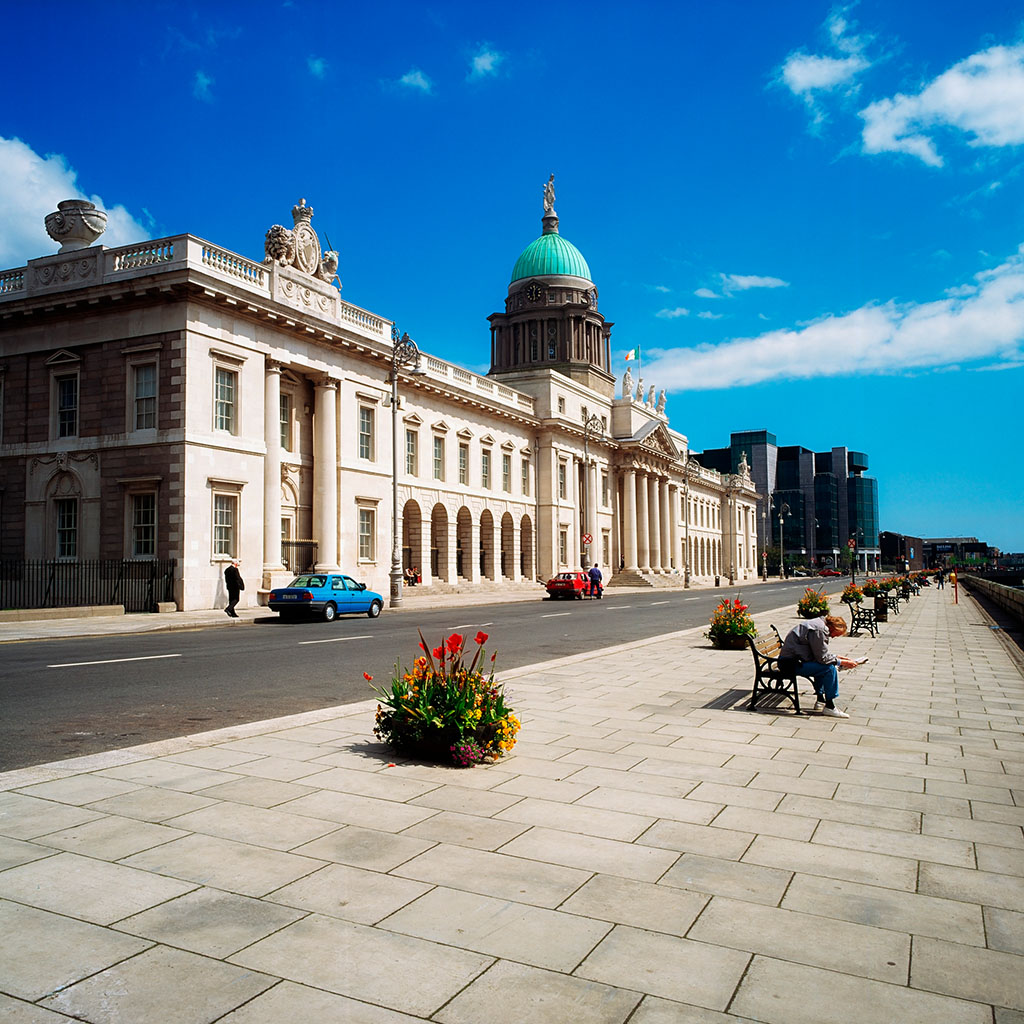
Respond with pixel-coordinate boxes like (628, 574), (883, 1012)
(922, 813), (1024, 847)
(567, 765), (702, 800)
(0, 835), (56, 871)
(746, 773), (838, 798)
(381, 885), (611, 971)
(98, 760), (245, 793)
(275, 789), (438, 832)
(265, 862), (430, 925)
(220, 736), (345, 761)
(115, 887), (305, 958)
(0, 899), (151, 1001)
(216, 980), (426, 1022)
(576, 787), (721, 825)
(710, 805), (818, 841)
(730, 953), (991, 1024)
(190, 776), (317, 807)
(162, 801), (340, 852)
(83, 786), (218, 822)
(14, 775), (142, 806)
(392, 843), (590, 908)
(123, 833), (325, 899)
(492, 774), (598, 802)
(912, 935), (1024, 1010)
(919, 863), (1024, 913)
(744, 834), (919, 890)
(0, 993), (75, 1022)
(230, 913), (492, 1017)
(161, 748), (264, 770)
(0, 851), (195, 925)
(985, 907), (1024, 955)
(776, 792), (920, 831)
(977, 843), (1024, 876)
(408, 783), (524, 817)
(683, 782), (782, 811)
(40, 945), (275, 1023)
(33, 814), (187, 861)
(495, 797), (655, 841)
(660, 853), (791, 906)
(225, 755), (329, 783)
(831, 786), (971, 817)
(781, 873), (985, 945)
(688, 895), (909, 983)
(971, 803), (1024, 827)
(291, 825), (434, 870)
(0, 791), (104, 839)
(401, 810), (530, 850)
(558, 873), (708, 936)
(811, 819), (976, 867)
(576, 924), (750, 1008)
(498, 826), (678, 881)
(925, 778), (1014, 804)
(637, 819), (754, 859)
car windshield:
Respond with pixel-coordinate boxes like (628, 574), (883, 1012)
(289, 575), (325, 587)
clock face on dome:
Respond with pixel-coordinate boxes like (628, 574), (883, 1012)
(525, 282), (543, 303)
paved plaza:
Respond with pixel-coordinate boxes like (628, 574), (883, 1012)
(1, 585), (1022, 1022)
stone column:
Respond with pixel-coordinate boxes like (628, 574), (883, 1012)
(669, 484), (679, 572)
(586, 460), (598, 567)
(659, 477), (671, 572)
(571, 457), (582, 568)
(313, 376), (339, 570)
(469, 518), (482, 583)
(417, 510), (432, 587)
(636, 471), (650, 572)
(263, 362), (284, 573)
(623, 468), (638, 570)
(648, 475), (661, 572)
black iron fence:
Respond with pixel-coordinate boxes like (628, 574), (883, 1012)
(282, 541), (317, 574)
(0, 559), (177, 614)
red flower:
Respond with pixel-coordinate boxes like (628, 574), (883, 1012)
(474, 631), (489, 645)
(432, 646), (444, 660)
(490, 653), (497, 662)
(363, 671), (373, 682)
(419, 642), (428, 652)
(447, 633), (464, 654)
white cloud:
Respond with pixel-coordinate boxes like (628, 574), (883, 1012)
(698, 311), (724, 320)
(653, 284), (670, 293)
(399, 68), (432, 93)
(641, 245), (1024, 391)
(468, 45), (503, 81)
(193, 70), (213, 101)
(656, 307), (690, 319)
(721, 273), (790, 292)
(0, 137), (148, 267)
(694, 287), (720, 299)
(860, 44), (1024, 166)
(307, 56), (328, 79)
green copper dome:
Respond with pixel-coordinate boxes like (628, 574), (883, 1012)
(511, 232), (592, 283)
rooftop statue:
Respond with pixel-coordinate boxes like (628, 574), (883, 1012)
(623, 367), (634, 400)
(543, 174), (556, 214)
(646, 385), (656, 408)
(635, 377), (645, 403)
(656, 389), (667, 414)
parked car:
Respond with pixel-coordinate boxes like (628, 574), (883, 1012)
(791, 566), (812, 577)
(818, 568), (843, 577)
(545, 571), (591, 599)
(268, 573), (384, 621)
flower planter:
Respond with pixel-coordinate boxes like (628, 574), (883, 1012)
(711, 634), (752, 650)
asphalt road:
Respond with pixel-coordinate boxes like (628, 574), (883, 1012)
(1, 577), (847, 771)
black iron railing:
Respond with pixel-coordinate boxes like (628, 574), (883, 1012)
(0, 559), (177, 614)
(281, 541), (317, 574)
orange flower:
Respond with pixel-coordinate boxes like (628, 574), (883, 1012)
(363, 671), (373, 682)
(474, 630), (489, 645)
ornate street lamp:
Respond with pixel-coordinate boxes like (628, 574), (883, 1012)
(849, 526), (864, 585)
(388, 327), (425, 609)
(682, 455), (700, 588)
(581, 412), (604, 566)
(777, 501), (791, 579)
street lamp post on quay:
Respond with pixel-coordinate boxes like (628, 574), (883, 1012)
(388, 327), (425, 609)
(849, 527), (864, 586)
(682, 455), (700, 588)
(777, 501), (791, 579)
(581, 413), (604, 567)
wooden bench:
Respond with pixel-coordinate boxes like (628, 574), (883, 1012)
(849, 602), (878, 638)
(747, 626), (803, 714)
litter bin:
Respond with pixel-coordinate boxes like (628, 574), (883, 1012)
(874, 593), (888, 623)
(715, 575), (721, 587)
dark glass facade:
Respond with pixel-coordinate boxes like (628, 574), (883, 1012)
(814, 474), (839, 548)
(847, 475), (879, 548)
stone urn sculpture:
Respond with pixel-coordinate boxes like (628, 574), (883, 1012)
(45, 200), (107, 253)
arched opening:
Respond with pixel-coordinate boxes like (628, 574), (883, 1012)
(520, 514), (534, 579)
(500, 512), (515, 580)
(430, 503), (448, 582)
(456, 506), (472, 581)
(480, 509), (495, 581)
(401, 500), (423, 578)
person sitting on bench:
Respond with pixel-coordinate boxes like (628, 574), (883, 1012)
(779, 615), (860, 719)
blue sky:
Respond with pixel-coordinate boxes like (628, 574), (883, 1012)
(2, 0), (1022, 550)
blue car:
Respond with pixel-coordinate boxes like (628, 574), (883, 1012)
(268, 573), (384, 622)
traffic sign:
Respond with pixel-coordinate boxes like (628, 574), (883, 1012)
(847, 538), (856, 550)
(582, 533), (593, 545)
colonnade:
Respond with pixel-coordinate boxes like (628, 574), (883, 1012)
(619, 466), (680, 573)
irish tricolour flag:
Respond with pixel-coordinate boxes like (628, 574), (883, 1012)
(625, 347), (638, 361)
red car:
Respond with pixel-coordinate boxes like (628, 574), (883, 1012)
(545, 571), (591, 599)
(818, 568), (843, 577)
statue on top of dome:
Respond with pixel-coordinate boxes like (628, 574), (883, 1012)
(543, 174), (556, 214)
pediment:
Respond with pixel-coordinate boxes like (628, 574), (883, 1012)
(432, 420), (450, 433)
(457, 427), (473, 440)
(480, 433), (495, 445)
(500, 440), (515, 451)
(632, 420), (681, 461)
(403, 413), (423, 426)
(45, 349), (81, 365)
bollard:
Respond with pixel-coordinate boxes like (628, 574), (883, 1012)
(715, 575), (720, 587)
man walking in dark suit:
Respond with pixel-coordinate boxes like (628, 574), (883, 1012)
(224, 560), (244, 617)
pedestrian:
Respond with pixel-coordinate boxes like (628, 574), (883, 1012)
(224, 559), (244, 617)
(588, 562), (603, 599)
(778, 614), (863, 719)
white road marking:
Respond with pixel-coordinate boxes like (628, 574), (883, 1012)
(299, 635), (373, 645)
(449, 623), (494, 630)
(49, 654), (182, 668)
(541, 612), (572, 618)
(606, 604), (632, 609)
(649, 601), (670, 606)
(684, 597), (700, 601)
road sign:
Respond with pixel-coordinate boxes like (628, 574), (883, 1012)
(762, 551), (767, 558)
(847, 538), (856, 550)
(582, 533), (593, 545)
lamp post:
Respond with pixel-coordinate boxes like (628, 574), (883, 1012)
(682, 455), (699, 588)
(388, 327), (425, 609)
(581, 412), (604, 567)
(778, 501), (790, 579)
(849, 527), (864, 585)
(760, 495), (773, 581)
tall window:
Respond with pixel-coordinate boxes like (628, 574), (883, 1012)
(56, 498), (78, 559)
(558, 461), (567, 500)
(214, 368), (236, 432)
(601, 471), (609, 507)
(557, 396), (566, 413)
(131, 493), (156, 557)
(358, 508), (375, 560)
(133, 364), (156, 430)
(405, 429), (418, 476)
(458, 443), (468, 485)
(358, 407), (374, 460)
(280, 393), (292, 451)
(502, 453), (511, 492)
(481, 450), (491, 489)
(213, 494), (237, 557)
(521, 456), (530, 496)
(433, 436), (445, 481)
(56, 374), (78, 438)
(559, 528), (568, 566)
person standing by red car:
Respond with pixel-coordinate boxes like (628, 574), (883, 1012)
(588, 563), (603, 599)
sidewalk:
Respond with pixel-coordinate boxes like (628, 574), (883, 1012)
(1, 587), (1021, 1022)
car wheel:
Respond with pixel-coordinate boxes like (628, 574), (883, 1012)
(367, 599), (382, 619)
(322, 602), (337, 622)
